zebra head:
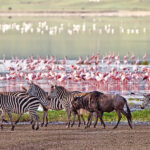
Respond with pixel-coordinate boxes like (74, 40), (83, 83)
(141, 94), (150, 109)
(27, 82), (38, 97)
(49, 85), (67, 99)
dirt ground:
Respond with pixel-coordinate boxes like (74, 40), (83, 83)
(0, 124), (150, 150)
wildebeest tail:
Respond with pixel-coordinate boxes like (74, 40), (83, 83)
(124, 98), (132, 123)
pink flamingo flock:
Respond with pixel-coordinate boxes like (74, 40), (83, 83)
(0, 53), (150, 94)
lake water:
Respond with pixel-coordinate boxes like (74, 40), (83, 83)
(0, 16), (150, 59)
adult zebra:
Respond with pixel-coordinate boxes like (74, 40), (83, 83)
(0, 93), (46, 131)
(49, 85), (81, 128)
(26, 82), (86, 127)
(0, 90), (28, 125)
(26, 82), (63, 127)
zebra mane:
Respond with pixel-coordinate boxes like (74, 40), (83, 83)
(29, 83), (47, 96)
(55, 85), (70, 93)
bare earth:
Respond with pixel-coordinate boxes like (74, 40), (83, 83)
(0, 124), (150, 150)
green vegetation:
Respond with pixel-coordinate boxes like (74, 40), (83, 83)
(0, 0), (150, 12)
(128, 98), (140, 101)
(4, 109), (150, 123)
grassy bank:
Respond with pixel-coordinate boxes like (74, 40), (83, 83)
(4, 109), (150, 123)
(0, 0), (150, 12)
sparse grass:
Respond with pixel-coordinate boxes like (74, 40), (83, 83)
(128, 98), (140, 101)
(0, 0), (150, 12)
(4, 109), (150, 123)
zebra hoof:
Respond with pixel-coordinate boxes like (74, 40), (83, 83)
(41, 123), (44, 127)
(36, 126), (39, 130)
(45, 124), (48, 127)
(66, 125), (69, 128)
(1, 125), (3, 130)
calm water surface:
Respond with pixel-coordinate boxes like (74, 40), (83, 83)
(0, 16), (150, 59)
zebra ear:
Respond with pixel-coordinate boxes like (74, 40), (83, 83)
(27, 81), (33, 85)
(51, 84), (54, 88)
(22, 86), (27, 92)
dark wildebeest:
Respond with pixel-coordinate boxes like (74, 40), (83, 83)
(140, 94), (150, 109)
(71, 91), (104, 128)
(72, 91), (132, 129)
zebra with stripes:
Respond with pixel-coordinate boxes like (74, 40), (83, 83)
(0, 90), (28, 125)
(0, 93), (45, 131)
(26, 82), (63, 127)
(26, 82), (86, 127)
(49, 85), (78, 128)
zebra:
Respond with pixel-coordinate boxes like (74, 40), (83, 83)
(26, 82), (63, 127)
(49, 85), (80, 128)
(0, 90), (28, 125)
(26, 82), (87, 127)
(0, 93), (46, 131)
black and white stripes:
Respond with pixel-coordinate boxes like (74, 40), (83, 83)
(0, 93), (42, 131)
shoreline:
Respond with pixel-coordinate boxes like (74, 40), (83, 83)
(0, 10), (150, 17)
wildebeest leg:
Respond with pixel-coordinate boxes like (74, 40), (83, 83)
(98, 112), (105, 128)
(93, 112), (99, 128)
(7, 111), (15, 131)
(121, 110), (132, 129)
(113, 110), (122, 129)
(85, 112), (93, 128)
(80, 114), (86, 125)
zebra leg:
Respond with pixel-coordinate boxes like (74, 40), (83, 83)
(71, 111), (76, 127)
(15, 114), (22, 124)
(35, 114), (40, 130)
(7, 111), (15, 131)
(29, 112), (36, 130)
(41, 111), (46, 127)
(0, 109), (4, 130)
(66, 108), (71, 128)
(45, 110), (48, 127)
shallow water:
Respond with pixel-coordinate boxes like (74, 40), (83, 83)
(0, 16), (150, 59)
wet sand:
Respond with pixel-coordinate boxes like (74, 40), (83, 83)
(0, 124), (150, 150)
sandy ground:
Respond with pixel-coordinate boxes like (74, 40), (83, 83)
(0, 11), (150, 17)
(0, 124), (150, 150)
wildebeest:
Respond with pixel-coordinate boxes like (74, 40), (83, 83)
(72, 91), (132, 129)
(71, 91), (104, 128)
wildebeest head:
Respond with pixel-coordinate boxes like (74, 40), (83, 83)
(141, 94), (150, 109)
(72, 97), (83, 110)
